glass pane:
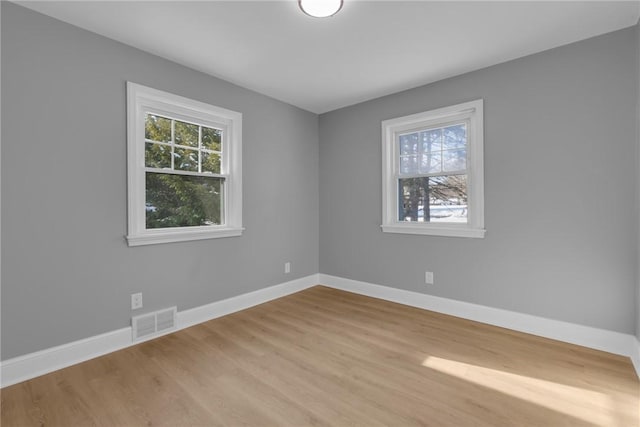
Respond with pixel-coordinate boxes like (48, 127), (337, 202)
(174, 120), (199, 147)
(443, 124), (466, 149)
(146, 173), (224, 228)
(421, 128), (442, 152)
(399, 133), (419, 155)
(398, 175), (467, 223)
(202, 151), (221, 174)
(145, 115), (171, 142)
(174, 147), (199, 172)
(145, 142), (171, 169)
(202, 127), (222, 151)
(442, 148), (467, 172)
(400, 155), (418, 175)
(420, 153), (441, 174)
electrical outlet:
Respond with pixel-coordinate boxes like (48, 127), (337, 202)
(284, 262), (291, 274)
(131, 292), (143, 310)
(425, 271), (434, 285)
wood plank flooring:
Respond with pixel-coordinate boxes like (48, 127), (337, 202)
(2, 286), (638, 426)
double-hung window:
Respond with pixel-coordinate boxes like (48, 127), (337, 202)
(126, 82), (243, 246)
(381, 99), (485, 238)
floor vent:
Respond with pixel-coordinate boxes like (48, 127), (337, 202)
(132, 306), (177, 342)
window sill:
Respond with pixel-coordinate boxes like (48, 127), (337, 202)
(126, 226), (244, 246)
(381, 224), (485, 238)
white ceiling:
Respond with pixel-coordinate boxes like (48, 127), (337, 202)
(16, 1), (640, 113)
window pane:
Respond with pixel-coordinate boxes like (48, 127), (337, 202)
(146, 173), (224, 228)
(442, 148), (467, 172)
(174, 147), (199, 172)
(145, 115), (171, 142)
(398, 175), (467, 223)
(443, 124), (466, 149)
(400, 155), (419, 175)
(399, 133), (419, 155)
(174, 120), (199, 147)
(420, 153), (441, 174)
(202, 127), (221, 151)
(145, 142), (171, 169)
(421, 129), (442, 152)
(202, 151), (221, 174)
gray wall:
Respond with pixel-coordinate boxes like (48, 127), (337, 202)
(319, 27), (638, 334)
(636, 20), (640, 340)
(2, 2), (639, 362)
(1, 3), (319, 360)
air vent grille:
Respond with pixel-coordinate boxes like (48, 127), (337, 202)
(156, 308), (176, 332)
(132, 306), (177, 341)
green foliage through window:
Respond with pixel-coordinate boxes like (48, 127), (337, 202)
(143, 113), (224, 229)
(145, 173), (223, 228)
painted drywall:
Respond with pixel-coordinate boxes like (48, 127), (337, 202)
(2, 1), (638, 363)
(636, 19), (640, 340)
(1, 3), (319, 360)
(319, 27), (638, 334)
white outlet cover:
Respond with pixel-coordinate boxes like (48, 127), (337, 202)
(131, 292), (143, 310)
(425, 272), (434, 285)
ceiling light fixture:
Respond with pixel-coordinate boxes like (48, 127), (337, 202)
(299, 0), (343, 18)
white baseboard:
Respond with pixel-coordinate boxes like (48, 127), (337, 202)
(178, 274), (318, 329)
(3, 272), (638, 387)
(0, 274), (319, 388)
(319, 274), (640, 378)
(0, 327), (132, 389)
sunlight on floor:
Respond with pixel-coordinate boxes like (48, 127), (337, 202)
(422, 356), (616, 426)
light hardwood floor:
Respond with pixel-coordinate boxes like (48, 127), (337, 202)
(2, 286), (639, 426)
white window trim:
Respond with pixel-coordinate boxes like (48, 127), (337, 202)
(126, 82), (243, 246)
(381, 99), (485, 238)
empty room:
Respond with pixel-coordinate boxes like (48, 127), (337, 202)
(2, 0), (640, 425)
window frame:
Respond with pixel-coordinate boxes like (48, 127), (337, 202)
(381, 99), (485, 238)
(126, 82), (243, 246)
